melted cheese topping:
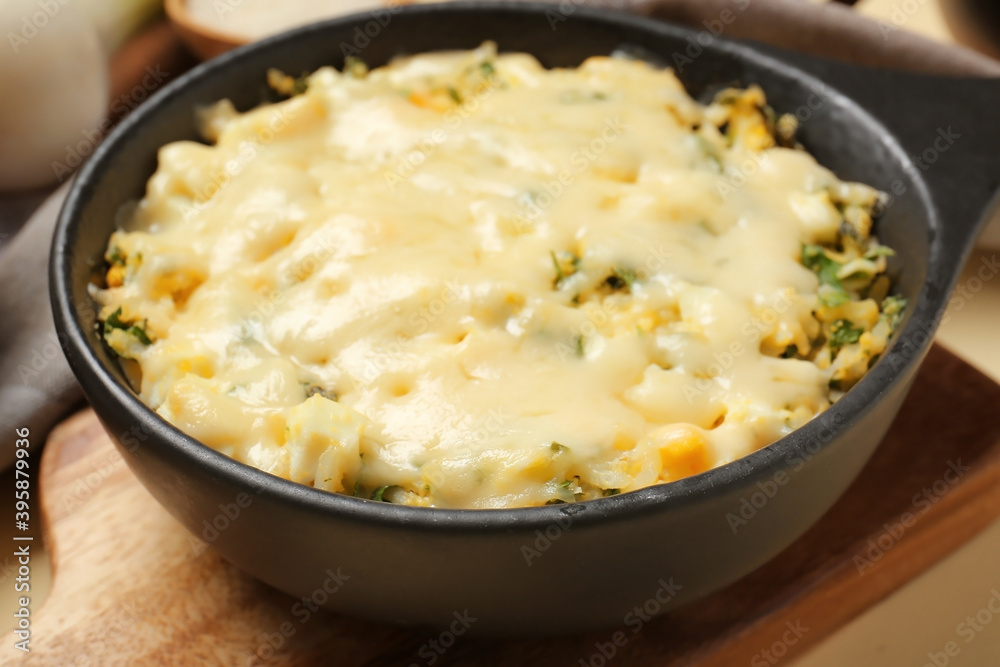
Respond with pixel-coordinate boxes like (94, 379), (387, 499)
(93, 44), (902, 508)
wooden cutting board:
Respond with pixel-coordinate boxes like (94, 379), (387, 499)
(3, 344), (1000, 666)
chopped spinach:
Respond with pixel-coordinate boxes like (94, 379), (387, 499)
(828, 319), (864, 353)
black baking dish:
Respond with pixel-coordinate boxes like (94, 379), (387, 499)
(50, 1), (1000, 634)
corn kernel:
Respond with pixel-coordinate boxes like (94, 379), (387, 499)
(652, 424), (710, 482)
(106, 265), (126, 287)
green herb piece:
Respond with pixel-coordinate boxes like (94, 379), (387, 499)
(290, 74), (309, 96)
(448, 87), (463, 104)
(104, 307), (127, 332)
(781, 345), (798, 359)
(775, 113), (798, 148)
(839, 204), (873, 242)
(863, 245), (896, 260)
(551, 250), (581, 289)
(550, 442), (569, 453)
(108, 246), (126, 266)
(603, 267), (637, 293)
(880, 295), (908, 331)
(818, 285), (850, 308)
(602, 488), (621, 497)
(551, 250), (565, 286)
(344, 56), (369, 78)
(713, 88), (741, 106)
(695, 135), (723, 171)
(371, 486), (392, 502)
(267, 68), (310, 97)
(802, 244), (850, 307)
(103, 307), (152, 345)
(126, 325), (152, 345)
(555, 477), (583, 503)
(574, 335), (585, 358)
(305, 385), (337, 401)
(480, 61), (495, 77)
(802, 244), (843, 285)
(613, 267), (637, 289)
(828, 319), (864, 353)
(839, 266), (874, 282)
(697, 220), (716, 236)
(559, 90), (600, 104)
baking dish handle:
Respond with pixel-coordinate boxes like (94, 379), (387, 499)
(760, 47), (1000, 264)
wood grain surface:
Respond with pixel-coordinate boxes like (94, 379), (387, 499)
(2, 344), (1000, 666)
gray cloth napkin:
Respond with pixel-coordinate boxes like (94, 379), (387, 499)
(2, 0), (999, 471)
(0, 181), (82, 469)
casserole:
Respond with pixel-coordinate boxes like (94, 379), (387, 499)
(89, 44), (905, 509)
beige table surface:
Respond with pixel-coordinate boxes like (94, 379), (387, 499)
(2, 1), (1000, 665)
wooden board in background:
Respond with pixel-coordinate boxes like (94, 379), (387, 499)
(2, 344), (1000, 665)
